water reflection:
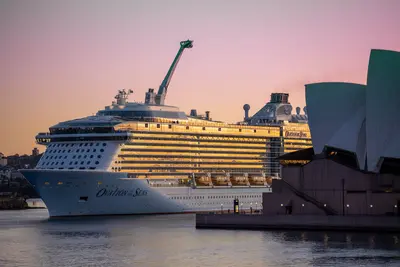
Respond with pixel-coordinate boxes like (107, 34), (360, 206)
(267, 230), (400, 266)
(0, 210), (400, 267)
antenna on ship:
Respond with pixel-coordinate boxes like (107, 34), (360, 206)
(144, 40), (194, 105)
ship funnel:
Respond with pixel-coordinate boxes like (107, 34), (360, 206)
(243, 104), (250, 120)
(205, 111), (210, 120)
(190, 109), (198, 117)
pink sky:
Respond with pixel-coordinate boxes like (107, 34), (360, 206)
(1, 0), (400, 156)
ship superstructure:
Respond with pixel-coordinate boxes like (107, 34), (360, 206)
(240, 93), (313, 176)
(21, 40), (285, 217)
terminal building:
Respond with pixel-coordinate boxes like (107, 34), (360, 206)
(263, 49), (400, 216)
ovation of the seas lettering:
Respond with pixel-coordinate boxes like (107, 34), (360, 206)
(96, 187), (148, 198)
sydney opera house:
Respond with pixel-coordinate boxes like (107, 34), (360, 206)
(263, 49), (400, 216)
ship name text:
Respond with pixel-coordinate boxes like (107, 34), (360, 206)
(96, 187), (148, 198)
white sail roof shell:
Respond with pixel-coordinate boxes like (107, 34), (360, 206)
(304, 49), (400, 172)
(305, 82), (366, 168)
(366, 49), (400, 172)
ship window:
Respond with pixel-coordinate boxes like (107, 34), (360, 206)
(85, 143), (88, 146)
(157, 124), (160, 128)
(80, 143), (83, 147)
(64, 156), (67, 159)
(69, 162), (73, 165)
(102, 143), (107, 146)
(202, 127), (206, 130)
(93, 149), (97, 152)
(218, 128), (221, 131)
(89, 167), (96, 170)
(80, 161), (84, 164)
(68, 167), (74, 169)
(95, 161), (99, 165)
(186, 126), (189, 130)
(97, 155), (101, 159)
(79, 167), (85, 170)
(100, 149), (104, 152)
(50, 156), (53, 159)
(78, 155), (81, 159)
(254, 129), (257, 133)
(96, 143), (99, 146)
(87, 161), (90, 164)
(168, 125), (172, 129)
(68, 150), (71, 153)
(90, 155), (94, 158)
(77, 149), (80, 152)
(73, 156), (76, 159)
(75, 161), (78, 165)
(145, 123), (149, 128)
(84, 155), (87, 159)
(86, 149), (90, 152)
(90, 143), (93, 146)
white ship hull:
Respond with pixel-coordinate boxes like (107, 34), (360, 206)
(21, 170), (270, 217)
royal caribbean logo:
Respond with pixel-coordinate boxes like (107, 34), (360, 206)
(284, 131), (307, 138)
(96, 187), (148, 198)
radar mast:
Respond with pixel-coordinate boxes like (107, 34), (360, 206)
(115, 89), (133, 105)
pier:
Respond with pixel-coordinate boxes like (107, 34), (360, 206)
(195, 214), (400, 232)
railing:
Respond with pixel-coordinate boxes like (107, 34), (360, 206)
(281, 176), (338, 216)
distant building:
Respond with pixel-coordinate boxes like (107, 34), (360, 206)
(32, 147), (39, 157)
(0, 152), (7, 166)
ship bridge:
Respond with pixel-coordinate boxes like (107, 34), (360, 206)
(97, 89), (187, 120)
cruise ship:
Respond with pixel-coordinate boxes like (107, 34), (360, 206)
(21, 40), (312, 217)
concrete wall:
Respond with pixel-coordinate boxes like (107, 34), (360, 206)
(264, 158), (400, 216)
(263, 192), (325, 215)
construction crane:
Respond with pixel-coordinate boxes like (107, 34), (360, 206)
(145, 40), (193, 105)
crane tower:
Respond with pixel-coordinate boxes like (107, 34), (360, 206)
(145, 40), (193, 105)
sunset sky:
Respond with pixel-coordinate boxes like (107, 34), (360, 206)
(1, 0), (400, 156)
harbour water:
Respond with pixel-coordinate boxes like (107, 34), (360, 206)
(0, 210), (399, 267)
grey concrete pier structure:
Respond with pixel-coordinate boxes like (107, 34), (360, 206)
(196, 214), (400, 232)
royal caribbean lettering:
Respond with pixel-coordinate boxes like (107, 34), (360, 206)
(284, 131), (307, 138)
(96, 187), (148, 198)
